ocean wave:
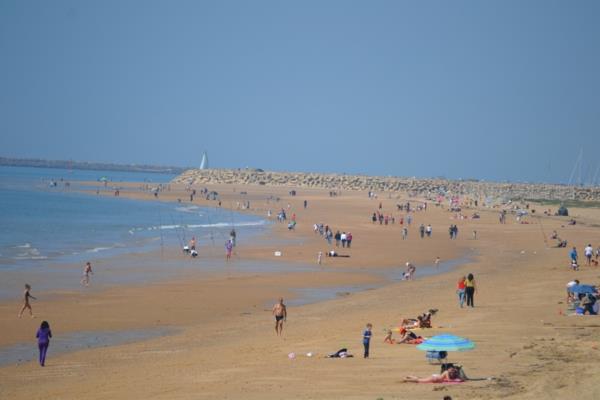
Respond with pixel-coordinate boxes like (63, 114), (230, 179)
(15, 243), (32, 249)
(187, 221), (267, 229)
(86, 243), (125, 253)
(175, 205), (202, 214)
(86, 246), (114, 253)
(136, 220), (267, 233)
(14, 255), (48, 260)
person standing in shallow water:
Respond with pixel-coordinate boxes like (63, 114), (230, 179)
(36, 320), (52, 366)
(465, 273), (476, 307)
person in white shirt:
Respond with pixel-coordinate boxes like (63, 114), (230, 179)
(340, 232), (347, 248)
(585, 244), (594, 265)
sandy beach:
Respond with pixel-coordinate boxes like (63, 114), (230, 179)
(2, 182), (600, 400)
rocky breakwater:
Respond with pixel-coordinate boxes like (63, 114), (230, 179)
(172, 169), (600, 202)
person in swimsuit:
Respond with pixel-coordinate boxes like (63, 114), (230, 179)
(396, 327), (420, 344)
(404, 367), (462, 383)
(19, 284), (36, 318)
(81, 262), (93, 287)
(272, 297), (287, 336)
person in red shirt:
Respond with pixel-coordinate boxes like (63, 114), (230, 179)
(457, 276), (466, 308)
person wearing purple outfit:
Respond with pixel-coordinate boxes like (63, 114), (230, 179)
(36, 321), (52, 366)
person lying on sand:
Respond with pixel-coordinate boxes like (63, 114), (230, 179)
(327, 250), (350, 258)
(403, 367), (462, 383)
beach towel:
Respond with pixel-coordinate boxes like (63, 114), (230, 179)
(419, 379), (464, 384)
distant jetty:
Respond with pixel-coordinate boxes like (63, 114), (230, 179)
(173, 168), (600, 202)
(0, 157), (189, 175)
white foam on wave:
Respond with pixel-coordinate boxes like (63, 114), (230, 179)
(86, 246), (113, 253)
(15, 243), (32, 249)
(175, 205), (202, 214)
(187, 220), (267, 229)
(136, 220), (266, 233)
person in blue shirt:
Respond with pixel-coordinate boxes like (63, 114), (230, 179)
(363, 323), (372, 358)
(570, 247), (578, 263)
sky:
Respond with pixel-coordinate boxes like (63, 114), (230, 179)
(1, 1), (599, 183)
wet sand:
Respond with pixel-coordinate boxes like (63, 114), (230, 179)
(2, 183), (600, 399)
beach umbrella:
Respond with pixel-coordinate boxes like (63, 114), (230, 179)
(416, 334), (475, 352)
(568, 284), (597, 294)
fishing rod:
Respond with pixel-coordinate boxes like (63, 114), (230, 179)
(170, 214), (184, 250)
(158, 207), (165, 260)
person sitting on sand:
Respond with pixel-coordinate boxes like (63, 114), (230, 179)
(396, 327), (422, 344)
(403, 367), (462, 383)
(383, 329), (396, 344)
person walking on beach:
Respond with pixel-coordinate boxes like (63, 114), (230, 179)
(36, 321), (52, 366)
(341, 232), (347, 248)
(426, 224), (432, 237)
(363, 323), (372, 358)
(189, 236), (197, 251)
(18, 284), (36, 318)
(402, 227), (408, 240)
(272, 298), (287, 336)
(80, 262), (93, 287)
(225, 240), (233, 261)
(570, 247), (578, 265)
(465, 273), (476, 307)
(419, 224), (425, 238)
(335, 231), (341, 247)
(457, 276), (466, 308)
(435, 256), (441, 268)
(346, 232), (352, 248)
(584, 244), (593, 266)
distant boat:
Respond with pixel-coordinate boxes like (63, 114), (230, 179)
(200, 151), (208, 169)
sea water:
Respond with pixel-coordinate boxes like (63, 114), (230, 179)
(0, 166), (267, 269)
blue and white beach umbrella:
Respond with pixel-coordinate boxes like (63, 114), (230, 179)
(416, 334), (475, 352)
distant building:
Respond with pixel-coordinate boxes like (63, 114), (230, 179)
(200, 151), (208, 169)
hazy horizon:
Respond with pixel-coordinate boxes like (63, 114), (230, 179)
(1, 1), (599, 184)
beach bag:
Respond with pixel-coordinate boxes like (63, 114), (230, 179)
(426, 350), (447, 360)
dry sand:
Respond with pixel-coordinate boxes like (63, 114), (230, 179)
(2, 183), (600, 399)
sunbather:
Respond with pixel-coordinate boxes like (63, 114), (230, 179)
(396, 328), (423, 344)
(403, 367), (462, 383)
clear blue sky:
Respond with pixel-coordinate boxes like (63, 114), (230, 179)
(1, 1), (599, 183)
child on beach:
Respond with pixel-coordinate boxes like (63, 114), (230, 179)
(225, 240), (233, 260)
(36, 321), (52, 366)
(363, 323), (372, 358)
(81, 262), (93, 287)
(18, 284), (36, 318)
